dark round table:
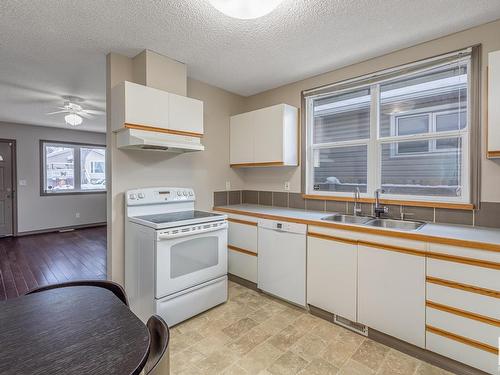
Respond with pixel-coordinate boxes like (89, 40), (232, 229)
(0, 286), (150, 375)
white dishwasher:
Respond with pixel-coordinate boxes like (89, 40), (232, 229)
(258, 219), (306, 307)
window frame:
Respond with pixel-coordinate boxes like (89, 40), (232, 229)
(305, 56), (471, 204)
(389, 108), (468, 157)
(40, 140), (107, 196)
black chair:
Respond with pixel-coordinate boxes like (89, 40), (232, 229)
(25, 280), (129, 306)
(143, 315), (170, 375)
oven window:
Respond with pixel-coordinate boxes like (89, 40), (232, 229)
(170, 236), (219, 278)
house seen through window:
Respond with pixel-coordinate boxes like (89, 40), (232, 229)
(41, 141), (106, 194)
(306, 55), (470, 203)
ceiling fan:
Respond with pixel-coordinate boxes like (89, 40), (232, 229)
(46, 96), (104, 126)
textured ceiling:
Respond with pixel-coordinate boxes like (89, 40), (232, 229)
(1, 0), (500, 133)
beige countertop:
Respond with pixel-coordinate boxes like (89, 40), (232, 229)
(214, 204), (500, 250)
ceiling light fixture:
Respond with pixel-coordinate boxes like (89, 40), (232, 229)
(64, 113), (83, 126)
(207, 0), (283, 19)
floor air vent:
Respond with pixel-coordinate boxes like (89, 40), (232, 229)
(334, 315), (368, 336)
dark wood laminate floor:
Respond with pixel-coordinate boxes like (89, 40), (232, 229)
(0, 226), (106, 300)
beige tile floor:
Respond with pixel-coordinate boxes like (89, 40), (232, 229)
(170, 281), (455, 375)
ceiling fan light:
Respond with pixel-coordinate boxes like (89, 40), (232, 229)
(207, 0), (283, 19)
(64, 113), (83, 126)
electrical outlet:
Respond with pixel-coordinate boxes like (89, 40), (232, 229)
(284, 181), (290, 191)
(225, 181), (231, 190)
(75, 212), (80, 218)
(19, 180), (27, 186)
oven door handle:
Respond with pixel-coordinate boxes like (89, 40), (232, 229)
(157, 221), (227, 240)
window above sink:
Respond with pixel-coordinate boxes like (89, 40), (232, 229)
(304, 48), (478, 206)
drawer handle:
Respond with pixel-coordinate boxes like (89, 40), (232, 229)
(426, 325), (498, 354)
(426, 300), (500, 327)
(228, 218), (258, 227)
(426, 276), (500, 299)
(228, 245), (257, 257)
(427, 252), (500, 270)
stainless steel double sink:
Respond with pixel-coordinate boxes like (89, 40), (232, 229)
(321, 214), (425, 231)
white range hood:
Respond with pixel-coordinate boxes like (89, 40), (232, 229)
(116, 128), (205, 153)
(112, 81), (205, 153)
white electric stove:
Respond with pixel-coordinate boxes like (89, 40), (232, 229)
(125, 187), (228, 326)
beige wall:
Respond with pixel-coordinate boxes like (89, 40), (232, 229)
(0, 122), (106, 233)
(242, 19), (500, 202)
(106, 53), (246, 283)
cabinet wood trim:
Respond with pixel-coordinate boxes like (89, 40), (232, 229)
(302, 194), (474, 210)
(426, 300), (500, 327)
(427, 251), (500, 270)
(227, 218), (258, 227)
(426, 325), (498, 354)
(230, 161), (285, 168)
(308, 231), (358, 245)
(358, 240), (426, 257)
(308, 231), (424, 256)
(426, 276), (500, 299)
(487, 150), (500, 158)
(123, 123), (204, 138)
(228, 245), (257, 257)
(213, 207), (500, 253)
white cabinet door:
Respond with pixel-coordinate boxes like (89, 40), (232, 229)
(228, 249), (258, 283)
(228, 221), (257, 253)
(168, 93), (203, 134)
(230, 112), (254, 164)
(307, 236), (357, 321)
(358, 245), (426, 348)
(253, 105), (283, 163)
(124, 81), (170, 130)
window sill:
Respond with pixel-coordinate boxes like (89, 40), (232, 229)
(302, 194), (474, 210)
(41, 190), (107, 196)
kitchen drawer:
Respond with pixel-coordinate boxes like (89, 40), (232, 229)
(427, 258), (500, 291)
(228, 248), (257, 283)
(307, 225), (427, 251)
(427, 282), (500, 318)
(358, 232), (427, 251)
(426, 305), (500, 348)
(228, 219), (258, 253)
(308, 225), (361, 241)
(428, 243), (500, 263)
(426, 330), (498, 374)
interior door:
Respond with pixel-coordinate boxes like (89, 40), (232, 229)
(0, 141), (13, 237)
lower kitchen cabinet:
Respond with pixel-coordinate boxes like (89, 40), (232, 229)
(228, 248), (258, 283)
(226, 216), (258, 283)
(307, 234), (357, 321)
(358, 244), (426, 348)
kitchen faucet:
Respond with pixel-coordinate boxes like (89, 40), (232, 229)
(353, 187), (362, 216)
(374, 188), (388, 218)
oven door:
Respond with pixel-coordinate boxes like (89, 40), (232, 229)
(155, 222), (227, 299)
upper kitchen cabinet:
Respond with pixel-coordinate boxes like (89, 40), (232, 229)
(230, 104), (298, 167)
(111, 81), (203, 136)
(488, 50), (500, 158)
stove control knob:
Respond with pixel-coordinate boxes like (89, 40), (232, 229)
(138, 193), (145, 199)
(189, 191), (194, 196)
(177, 191), (182, 196)
(183, 191), (188, 196)
(129, 193), (137, 200)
